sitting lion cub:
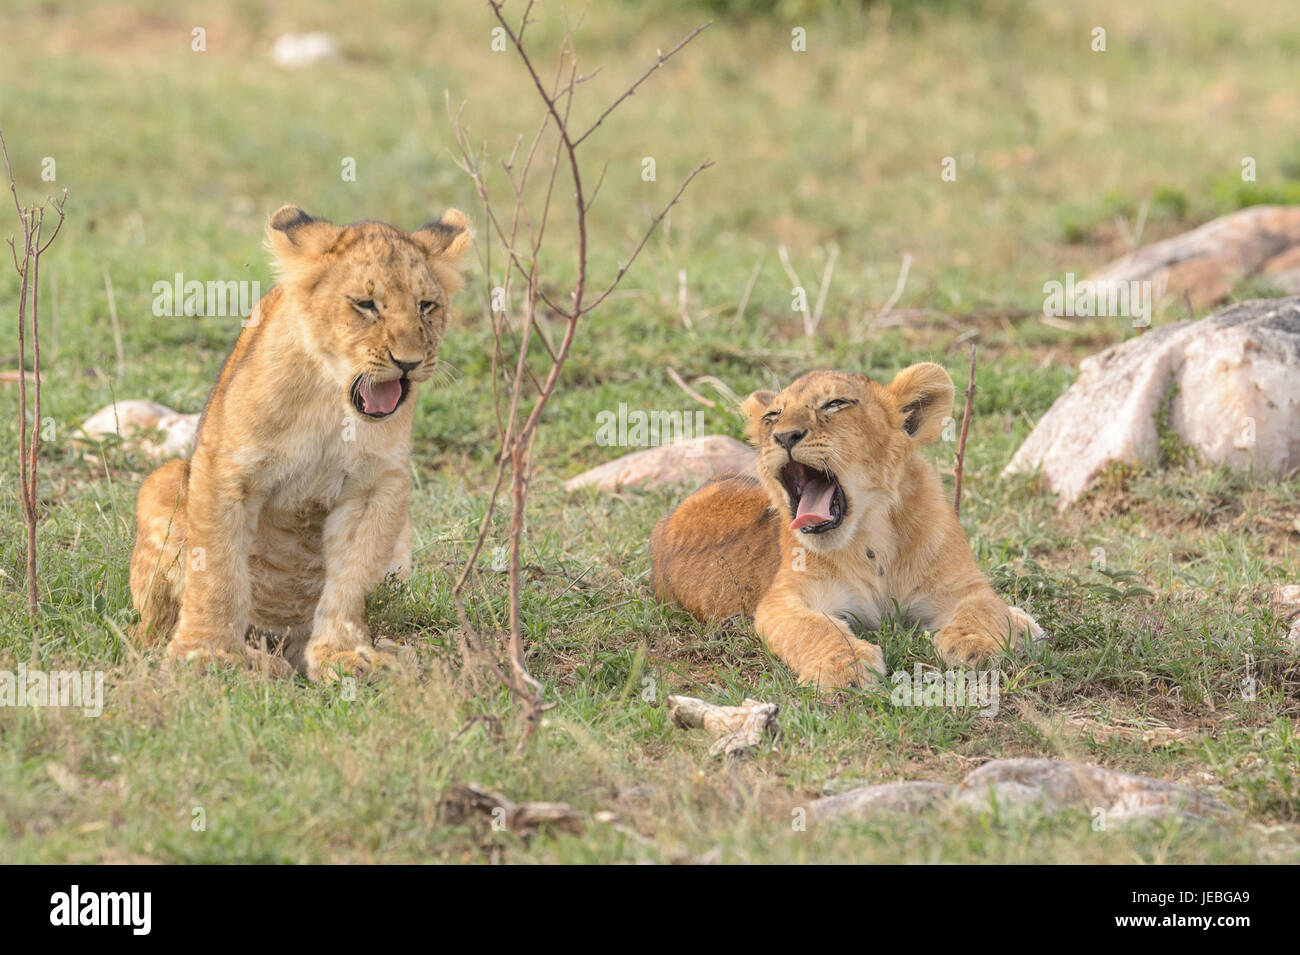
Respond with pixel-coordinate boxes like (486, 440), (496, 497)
(130, 205), (469, 681)
(651, 364), (1043, 687)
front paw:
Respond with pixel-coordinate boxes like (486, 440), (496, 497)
(800, 639), (885, 688)
(1007, 606), (1047, 643)
(306, 643), (397, 683)
(933, 625), (1000, 667)
(167, 638), (292, 679)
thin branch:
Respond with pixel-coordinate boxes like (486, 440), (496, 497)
(666, 367), (716, 408)
(810, 242), (838, 329)
(953, 343), (977, 517)
(446, 2), (711, 742)
(877, 251), (912, 320)
(103, 268), (125, 380)
(2, 124), (69, 633)
(571, 21), (713, 148)
(581, 159), (713, 316)
(677, 269), (693, 331)
(734, 260), (762, 325)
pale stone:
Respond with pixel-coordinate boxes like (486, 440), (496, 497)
(1004, 298), (1300, 506)
(954, 758), (1227, 821)
(81, 399), (199, 460)
(271, 32), (340, 68)
(564, 435), (755, 493)
(811, 759), (1226, 824)
(1274, 584), (1300, 648)
(1089, 205), (1300, 309)
(809, 781), (954, 820)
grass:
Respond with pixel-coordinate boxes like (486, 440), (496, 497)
(1, 0), (1298, 863)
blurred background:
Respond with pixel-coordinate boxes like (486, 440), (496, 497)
(3, 0), (1299, 866)
(4, 1), (1299, 444)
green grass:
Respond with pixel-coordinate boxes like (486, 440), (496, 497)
(1, 0), (1298, 863)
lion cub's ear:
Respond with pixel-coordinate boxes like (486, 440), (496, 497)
(412, 209), (471, 294)
(885, 362), (954, 444)
(267, 206), (340, 262)
(740, 390), (776, 444)
(266, 206), (341, 284)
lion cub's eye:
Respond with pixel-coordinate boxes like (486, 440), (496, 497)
(761, 410), (781, 423)
(821, 398), (853, 414)
(350, 298), (378, 316)
(419, 300), (439, 315)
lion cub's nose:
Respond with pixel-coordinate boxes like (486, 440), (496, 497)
(389, 351), (422, 373)
(774, 429), (807, 452)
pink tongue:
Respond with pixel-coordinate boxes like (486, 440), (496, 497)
(789, 476), (836, 530)
(361, 379), (403, 415)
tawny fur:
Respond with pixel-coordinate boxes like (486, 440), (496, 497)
(650, 475), (779, 620)
(129, 205), (469, 681)
(651, 365), (1044, 688)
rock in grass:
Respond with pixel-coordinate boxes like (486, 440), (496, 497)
(954, 758), (1228, 822)
(811, 759), (1226, 825)
(1274, 584), (1300, 647)
(564, 435), (755, 493)
(1004, 297), (1300, 506)
(271, 32), (340, 68)
(810, 781), (954, 820)
(1088, 205), (1300, 309)
(81, 399), (199, 460)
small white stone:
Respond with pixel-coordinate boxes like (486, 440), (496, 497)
(272, 32), (340, 68)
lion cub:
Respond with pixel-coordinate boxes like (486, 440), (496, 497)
(652, 364), (1044, 687)
(130, 206), (469, 680)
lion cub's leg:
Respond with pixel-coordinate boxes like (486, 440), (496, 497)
(754, 586), (884, 688)
(303, 469), (409, 682)
(933, 588), (1045, 667)
(386, 514), (413, 579)
(166, 459), (265, 670)
(129, 459), (190, 645)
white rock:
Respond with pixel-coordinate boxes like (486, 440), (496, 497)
(1274, 584), (1300, 648)
(564, 435), (755, 493)
(1004, 298), (1300, 506)
(954, 757), (1227, 822)
(81, 399), (199, 460)
(272, 32), (340, 68)
(1089, 205), (1300, 310)
(810, 759), (1226, 825)
(809, 781), (954, 821)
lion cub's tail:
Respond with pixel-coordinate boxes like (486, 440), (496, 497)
(650, 474), (781, 622)
(128, 458), (190, 646)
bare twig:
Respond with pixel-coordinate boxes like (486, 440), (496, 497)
(693, 375), (742, 410)
(1, 125), (69, 639)
(447, 3), (711, 743)
(48, 268), (58, 363)
(810, 242), (838, 330)
(776, 244), (809, 340)
(876, 251), (912, 321)
(953, 343), (977, 517)
(676, 269), (693, 331)
(665, 367), (716, 408)
(733, 260), (762, 325)
(103, 268), (125, 380)
(778, 243), (838, 349)
(571, 20), (713, 149)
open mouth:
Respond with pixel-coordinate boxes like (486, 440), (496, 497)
(779, 460), (846, 535)
(350, 375), (410, 419)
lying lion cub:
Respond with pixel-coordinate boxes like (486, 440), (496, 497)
(130, 205), (468, 680)
(652, 364), (1043, 687)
